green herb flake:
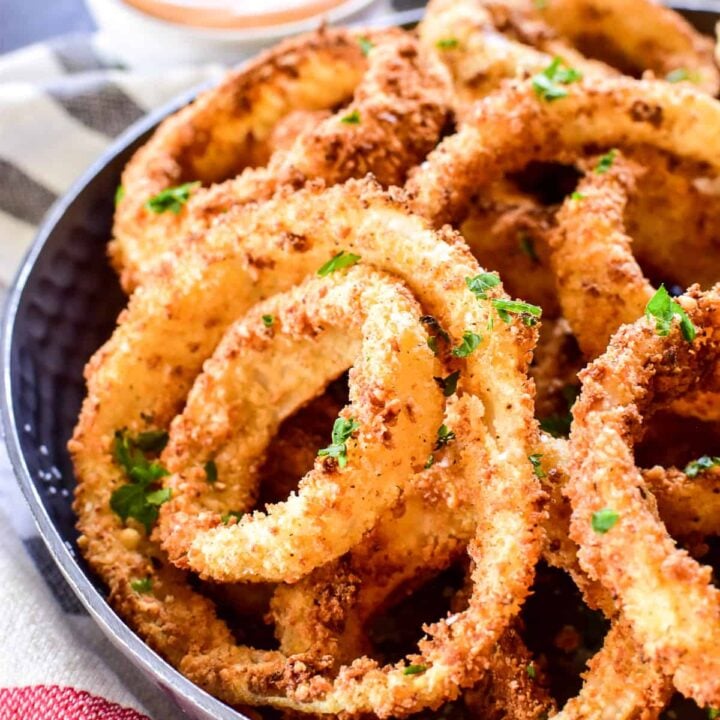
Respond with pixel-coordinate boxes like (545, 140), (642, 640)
(708, 708), (720, 720)
(205, 459), (218, 484)
(534, 0), (548, 7)
(262, 314), (274, 328)
(358, 36), (374, 56)
(130, 577), (153, 594)
(403, 664), (428, 675)
(532, 57), (583, 102)
(666, 68), (700, 84)
(341, 110), (361, 124)
(529, 454), (546, 479)
(645, 284), (696, 342)
(424, 453), (435, 469)
(115, 185), (125, 207)
(491, 298), (542, 326)
(595, 149), (617, 174)
(145, 181), (200, 214)
(466, 272), (501, 300)
(685, 455), (720, 478)
(591, 508), (619, 534)
(133, 429), (169, 453)
(110, 429), (172, 533)
(434, 424), (456, 450)
(318, 417), (360, 468)
(452, 330), (482, 358)
(519, 233), (539, 263)
(421, 315), (450, 355)
(570, 191), (585, 201)
(317, 250), (361, 277)
(434, 370), (460, 397)
(221, 511), (244, 525)
(526, 663), (537, 679)
(436, 38), (459, 50)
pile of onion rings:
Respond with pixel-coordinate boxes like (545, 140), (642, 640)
(71, 2), (720, 718)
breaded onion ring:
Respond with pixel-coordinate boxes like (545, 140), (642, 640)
(156, 268), (443, 583)
(407, 77), (720, 227)
(567, 285), (720, 706)
(537, 0), (720, 95)
(72, 179), (542, 717)
(113, 29), (450, 292)
(420, 0), (612, 110)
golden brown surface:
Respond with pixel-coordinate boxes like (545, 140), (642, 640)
(72, 4), (720, 717)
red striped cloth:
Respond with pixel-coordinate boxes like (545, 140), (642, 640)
(0, 686), (150, 720)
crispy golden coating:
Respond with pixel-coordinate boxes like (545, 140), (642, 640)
(112, 28), (451, 292)
(537, 0), (720, 94)
(156, 268), (444, 583)
(567, 286), (720, 706)
(407, 77), (720, 227)
(72, 179), (542, 717)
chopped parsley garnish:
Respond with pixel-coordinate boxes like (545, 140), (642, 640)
(570, 191), (585, 201)
(532, 57), (582, 102)
(318, 417), (360, 468)
(221, 511), (244, 525)
(708, 708), (720, 720)
(110, 429), (171, 533)
(262, 314), (274, 327)
(115, 185), (125, 207)
(666, 68), (700, 84)
(539, 383), (579, 438)
(132, 429), (169, 453)
(131, 577), (153, 594)
(491, 298), (542, 326)
(145, 181), (199, 214)
(424, 454), (435, 469)
(591, 508), (619, 534)
(685, 455), (720, 478)
(645, 284), (696, 342)
(529, 453), (546, 479)
(358, 36), (374, 56)
(403, 664), (428, 675)
(205, 459), (218, 483)
(341, 110), (361, 124)
(317, 250), (361, 277)
(452, 331), (481, 358)
(436, 38), (459, 50)
(526, 663), (537, 679)
(534, 0), (548, 7)
(595, 149), (617, 174)
(466, 272), (500, 300)
(434, 424), (456, 450)
(434, 370), (460, 397)
(421, 315), (450, 355)
(519, 233), (539, 263)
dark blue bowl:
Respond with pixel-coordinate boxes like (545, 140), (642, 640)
(3, 6), (719, 718)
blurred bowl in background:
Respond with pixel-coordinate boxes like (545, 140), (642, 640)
(85, 0), (378, 67)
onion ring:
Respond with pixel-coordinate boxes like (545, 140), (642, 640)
(72, 178), (542, 717)
(156, 267), (444, 583)
(537, 0), (720, 95)
(406, 76), (720, 227)
(566, 285), (720, 706)
(112, 28), (450, 291)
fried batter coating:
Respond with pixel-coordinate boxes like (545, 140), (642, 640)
(156, 268), (444, 583)
(537, 0), (720, 95)
(407, 77), (720, 227)
(567, 286), (720, 706)
(72, 179), (542, 717)
(113, 29), (451, 291)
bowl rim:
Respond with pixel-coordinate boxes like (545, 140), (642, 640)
(3, 3), (720, 716)
(0, 84), (246, 720)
